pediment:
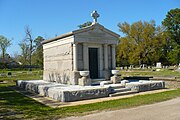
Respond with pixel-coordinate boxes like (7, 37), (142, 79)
(73, 23), (120, 39)
(42, 23), (120, 44)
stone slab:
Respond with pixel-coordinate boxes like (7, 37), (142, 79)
(16, 80), (110, 102)
(126, 80), (165, 92)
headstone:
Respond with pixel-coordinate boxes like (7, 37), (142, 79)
(156, 62), (162, 68)
(142, 64), (145, 69)
(129, 65), (134, 69)
(177, 63), (180, 72)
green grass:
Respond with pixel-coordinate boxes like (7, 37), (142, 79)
(1, 83), (180, 119)
(0, 70), (43, 81)
(120, 69), (180, 77)
(0, 69), (179, 119)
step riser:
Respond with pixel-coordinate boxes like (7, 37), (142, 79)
(113, 88), (131, 93)
(109, 91), (138, 97)
(110, 86), (125, 89)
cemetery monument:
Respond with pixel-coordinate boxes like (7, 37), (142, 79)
(41, 10), (119, 85)
(17, 11), (165, 102)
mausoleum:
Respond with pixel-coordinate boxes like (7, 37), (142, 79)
(42, 11), (120, 85)
(17, 11), (165, 102)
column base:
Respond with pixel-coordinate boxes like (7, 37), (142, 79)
(78, 77), (91, 86)
(110, 76), (121, 84)
(72, 71), (80, 85)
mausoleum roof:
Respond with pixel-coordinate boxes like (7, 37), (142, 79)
(42, 23), (120, 44)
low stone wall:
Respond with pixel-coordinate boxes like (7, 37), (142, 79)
(16, 80), (110, 102)
(126, 81), (165, 92)
(62, 89), (109, 102)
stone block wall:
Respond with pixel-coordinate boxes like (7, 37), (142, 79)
(43, 40), (74, 84)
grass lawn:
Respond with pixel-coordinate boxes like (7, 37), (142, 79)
(0, 82), (180, 119)
(0, 69), (180, 119)
(120, 69), (180, 77)
(0, 69), (43, 81)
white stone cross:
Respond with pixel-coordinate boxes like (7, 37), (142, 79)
(91, 10), (100, 24)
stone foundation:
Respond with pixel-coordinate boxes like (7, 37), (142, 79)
(16, 80), (110, 102)
(16, 80), (166, 102)
(126, 81), (165, 92)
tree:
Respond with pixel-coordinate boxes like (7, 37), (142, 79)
(116, 37), (131, 66)
(0, 35), (11, 59)
(32, 36), (44, 68)
(19, 42), (29, 65)
(78, 21), (92, 28)
(162, 8), (180, 45)
(117, 20), (168, 66)
(19, 26), (45, 68)
(162, 8), (180, 65)
(24, 26), (34, 70)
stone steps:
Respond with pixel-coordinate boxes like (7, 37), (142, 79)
(108, 84), (138, 97)
(109, 90), (138, 97)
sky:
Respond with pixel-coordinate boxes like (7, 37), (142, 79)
(0, 0), (179, 56)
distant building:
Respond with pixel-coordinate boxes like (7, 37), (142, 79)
(0, 58), (19, 68)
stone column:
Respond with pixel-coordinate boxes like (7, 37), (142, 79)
(104, 44), (110, 80)
(83, 43), (88, 70)
(73, 43), (78, 71)
(111, 44), (116, 69)
(72, 43), (80, 85)
(104, 44), (108, 70)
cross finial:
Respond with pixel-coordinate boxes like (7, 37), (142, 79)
(91, 10), (100, 24)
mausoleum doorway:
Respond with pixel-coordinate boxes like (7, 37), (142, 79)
(89, 48), (98, 79)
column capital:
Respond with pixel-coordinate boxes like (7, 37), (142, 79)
(104, 44), (108, 47)
(83, 43), (88, 46)
(111, 44), (116, 48)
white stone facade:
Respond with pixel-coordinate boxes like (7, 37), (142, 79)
(42, 23), (120, 85)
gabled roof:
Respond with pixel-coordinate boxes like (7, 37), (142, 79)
(42, 23), (120, 44)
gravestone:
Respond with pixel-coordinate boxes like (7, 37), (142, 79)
(41, 11), (120, 85)
(177, 63), (180, 72)
(156, 62), (162, 68)
(142, 64), (145, 69)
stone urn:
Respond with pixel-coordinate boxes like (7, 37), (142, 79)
(111, 70), (120, 84)
(79, 71), (89, 77)
(111, 70), (120, 76)
(79, 71), (91, 86)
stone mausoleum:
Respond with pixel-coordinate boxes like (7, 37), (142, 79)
(42, 11), (120, 85)
(17, 11), (165, 102)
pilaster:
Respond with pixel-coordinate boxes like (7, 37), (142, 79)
(111, 44), (116, 69)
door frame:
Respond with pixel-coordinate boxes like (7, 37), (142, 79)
(86, 44), (103, 78)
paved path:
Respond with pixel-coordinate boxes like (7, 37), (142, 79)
(61, 97), (180, 120)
